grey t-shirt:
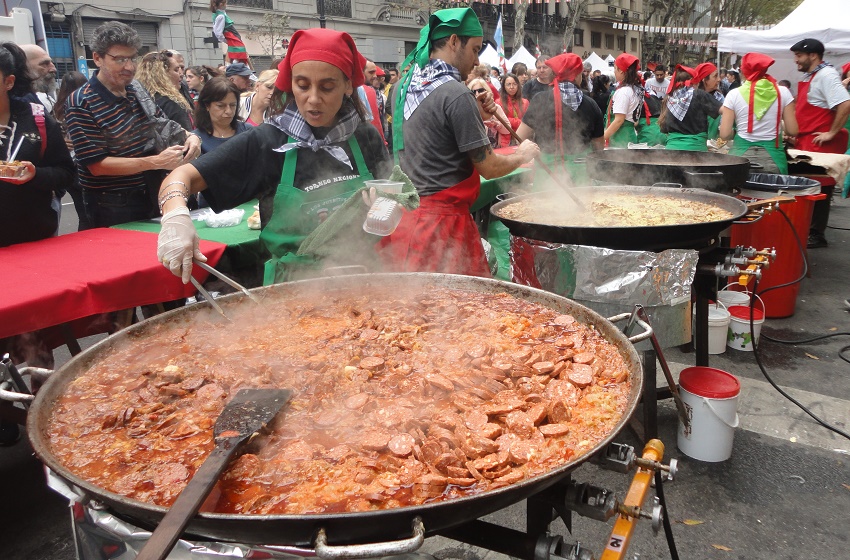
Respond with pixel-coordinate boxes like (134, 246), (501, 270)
(399, 80), (489, 196)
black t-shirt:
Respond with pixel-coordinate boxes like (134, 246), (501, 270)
(399, 80), (489, 196)
(522, 79), (553, 102)
(194, 121), (391, 227)
(154, 93), (193, 131)
(661, 88), (722, 135)
(522, 90), (604, 154)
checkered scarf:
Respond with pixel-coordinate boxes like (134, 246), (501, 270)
(268, 99), (362, 170)
(802, 61), (832, 80)
(666, 86), (695, 122)
(403, 59), (461, 119)
(556, 81), (583, 112)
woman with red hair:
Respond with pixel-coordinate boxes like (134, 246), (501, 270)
(660, 64), (722, 151)
(155, 28), (391, 284)
(719, 53), (797, 174)
(603, 53), (647, 148)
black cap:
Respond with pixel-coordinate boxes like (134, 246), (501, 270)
(790, 38), (825, 56)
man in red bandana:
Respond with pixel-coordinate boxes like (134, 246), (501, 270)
(790, 38), (850, 248)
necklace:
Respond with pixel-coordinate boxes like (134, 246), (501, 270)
(213, 128), (234, 138)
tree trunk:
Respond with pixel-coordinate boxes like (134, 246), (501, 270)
(513, 0), (530, 51)
(562, 0), (588, 53)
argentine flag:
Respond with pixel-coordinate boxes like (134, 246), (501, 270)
(494, 13), (507, 73)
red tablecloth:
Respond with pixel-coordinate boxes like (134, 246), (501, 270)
(0, 228), (226, 339)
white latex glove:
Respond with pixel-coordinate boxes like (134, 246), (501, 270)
(157, 207), (207, 284)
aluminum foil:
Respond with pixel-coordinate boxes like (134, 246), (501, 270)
(47, 470), (315, 559)
(510, 236), (698, 306)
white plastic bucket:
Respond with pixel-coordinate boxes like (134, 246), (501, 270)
(707, 303), (730, 355)
(717, 285), (751, 308)
(677, 367), (741, 462)
(726, 297), (765, 352)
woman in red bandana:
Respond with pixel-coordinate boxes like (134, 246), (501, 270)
(693, 62), (724, 139)
(719, 53), (797, 174)
(660, 64), (722, 151)
(603, 53), (647, 148)
(517, 53), (604, 182)
(155, 28), (392, 285)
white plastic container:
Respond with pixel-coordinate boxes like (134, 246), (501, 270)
(717, 285), (750, 308)
(363, 197), (403, 236)
(727, 303), (765, 352)
(707, 303), (731, 355)
(365, 179), (404, 194)
(677, 366), (740, 462)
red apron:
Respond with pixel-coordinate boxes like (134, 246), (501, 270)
(363, 86), (386, 144)
(796, 75), (849, 153)
(377, 172), (490, 277)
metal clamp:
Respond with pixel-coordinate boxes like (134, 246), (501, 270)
(314, 517), (425, 559)
(606, 313), (653, 344)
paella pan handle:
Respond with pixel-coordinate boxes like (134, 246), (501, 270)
(606, 313), (653, 344)
(314, 517), (425, 559)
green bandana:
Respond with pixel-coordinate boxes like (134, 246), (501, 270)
(392, 8), (483, 155)
(738, 78), (778, 121)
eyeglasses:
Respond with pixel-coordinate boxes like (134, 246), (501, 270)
(104, 52), (137, 66)
(472, 88), (487, 95)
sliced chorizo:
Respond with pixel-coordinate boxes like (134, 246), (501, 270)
(539, 423), (571, 437)
(388, 433), (416, 457)
(568, 364), (594, 388)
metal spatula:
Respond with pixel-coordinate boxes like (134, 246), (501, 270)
(136, 388), (292, 560)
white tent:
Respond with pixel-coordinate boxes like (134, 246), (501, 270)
(478, 44), (502, 70)
(584, 52), (609, 73)
(718, 0), (850, 88)
(605, 54), (615, 65)
(507, 46), (537, 71)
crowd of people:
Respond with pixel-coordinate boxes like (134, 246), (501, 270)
(1, 11), (850, 443)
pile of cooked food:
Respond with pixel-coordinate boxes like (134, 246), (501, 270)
(46, 287), (632, 514)
(496, 193), (736, 227)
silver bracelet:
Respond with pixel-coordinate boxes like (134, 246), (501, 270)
(163, 180), (188, 195)
(158, 191), (189, 214)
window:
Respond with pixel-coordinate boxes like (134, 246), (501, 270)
(605, 34), (614, 50)
(324, 0), (352, 18)
(617, 36), (625, 51)
(574, 28), (584, 47)
(591, 32), (601, 49)
(631, 38), (638, 52)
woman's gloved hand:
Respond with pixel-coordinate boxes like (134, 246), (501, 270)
(157, 206), (206, 284)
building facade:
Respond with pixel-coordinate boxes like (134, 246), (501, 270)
(38, 0), (649, 79)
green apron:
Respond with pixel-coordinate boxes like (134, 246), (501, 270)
(604, 96), (638, 148)
(665, 132), (708, 151)
(707, 115), (721, 140)
(729, 134), (788, 175)
(260, 137), (373, 285)
(637, 117), (667, 146)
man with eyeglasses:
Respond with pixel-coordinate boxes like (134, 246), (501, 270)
(65, 22), (201, 228)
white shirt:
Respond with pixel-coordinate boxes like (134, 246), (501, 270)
(611, 86), (642, 123)
(723, 85), (794, 142)
(801, 65), (850, 109)
(646, 78), (669, 99)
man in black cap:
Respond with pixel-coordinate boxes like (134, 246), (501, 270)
(225, 62), (255, 93)
(790, 37), (850, 248)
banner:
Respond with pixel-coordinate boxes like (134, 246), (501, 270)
(494, 12), (507, 72)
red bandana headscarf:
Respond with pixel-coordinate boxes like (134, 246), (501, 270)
(741, 52), (781, 140)
(546, 53), (584, 156)
(615, 53), (639, 73)
(691, 62), (717, 87)
(276, 28), (366, 93)
(666, 64), (695, 95)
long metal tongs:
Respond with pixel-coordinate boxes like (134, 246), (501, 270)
(188, 260), (260, 319)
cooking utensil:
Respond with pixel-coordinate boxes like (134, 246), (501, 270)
(491, 110), (587, 211)
(194, 260), (260, 304)
(189, 277), (227, 319)
(135, 388), (292, 560)
(8, 136), (25, 163)
(28, 273), (646, 546)
(491, 186), (750, 251)
(586, 150), (751, 193)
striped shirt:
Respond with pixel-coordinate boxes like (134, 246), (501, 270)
(65, 72), (159, 190)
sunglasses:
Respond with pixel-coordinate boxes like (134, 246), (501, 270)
(472, 87), (487, 95)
